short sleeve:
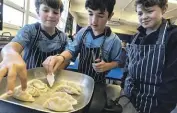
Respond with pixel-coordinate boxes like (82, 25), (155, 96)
(11, 24), (33, 48)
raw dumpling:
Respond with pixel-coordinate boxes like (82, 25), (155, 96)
(52, 92), (77, 105)
(59, 80), (82, 93)
(43, 97), (74, 112)
(55, 85), (80, 95)
(29, 79), (48, 93)
(26, 86), (40, 97)
(13, 88), (35, 102)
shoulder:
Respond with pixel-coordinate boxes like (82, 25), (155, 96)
(167, 25), (177, 41)
(57, 29), (67, 38)
(107, 32), (121, 43)
(19, 23), (38, 34)
(77, 27), (89, 35)
(167, 25), (177, 35)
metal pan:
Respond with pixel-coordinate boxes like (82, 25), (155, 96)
(0, 67), (94, 113)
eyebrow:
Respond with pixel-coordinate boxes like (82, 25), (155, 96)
(88, 10), (105, 15)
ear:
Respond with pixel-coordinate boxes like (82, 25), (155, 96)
(108, 12), (114, 21)
(162, 4), (168, 14)
(36, 9), (39, 15)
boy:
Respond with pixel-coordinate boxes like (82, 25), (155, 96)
(43, 0), (122, 84)
(0, 0), (68, 94)
(124, 0), (177, 113)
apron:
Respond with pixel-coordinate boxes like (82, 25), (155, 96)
(124, 21), (168, 113)
(78, 28), (108, 83)
(24, 23), (66, 69)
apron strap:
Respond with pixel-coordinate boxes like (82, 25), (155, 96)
(131, 33), (140, 44)
(156, 20), (168, 44)
(24, 23), (41, 61)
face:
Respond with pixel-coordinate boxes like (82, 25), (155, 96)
(87, 8), (113, 33)
(136, 5), (165, 30)
(38, 4), (61, 28)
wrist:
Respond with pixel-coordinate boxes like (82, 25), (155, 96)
(56, 54), (65, 63)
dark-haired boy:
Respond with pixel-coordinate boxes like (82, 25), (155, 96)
(124, 0), (177, 113)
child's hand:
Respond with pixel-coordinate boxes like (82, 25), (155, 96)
(93, 59), (109, 72)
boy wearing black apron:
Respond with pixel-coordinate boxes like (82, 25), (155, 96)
(0, 0), (68, 94)
(123, 0), (177, 113)
(43, 0), (123, 112)
(43, 0), (122, 84)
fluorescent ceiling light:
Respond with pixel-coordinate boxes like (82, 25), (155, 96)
(168, 0), (177, 4)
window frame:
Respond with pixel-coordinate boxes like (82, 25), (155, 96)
(3, 0), (69, 31)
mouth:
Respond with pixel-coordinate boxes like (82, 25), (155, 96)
(92, 25), (98, 28)
(47, 20), (56, 22)
(142, 20), (151, 24)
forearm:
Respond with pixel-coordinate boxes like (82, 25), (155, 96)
(59, 50), (73, 62)
(1, 42), (23, 59)
(106, 61), (118, 70)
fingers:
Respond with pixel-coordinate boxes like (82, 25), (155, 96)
(53, 62), (60, 72)
(0, 67), (8, 83)
(42, 57), (51, 74)
(43, 56), (61, 74)
(18, 66), (27, 91)
(7, 65), (17, 94)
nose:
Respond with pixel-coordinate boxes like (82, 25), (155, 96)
(142, 13), (148, 20)
(48, 11), (54, 18)
(92, 15), (98, 25)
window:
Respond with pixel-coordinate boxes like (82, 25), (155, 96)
(3, 5), (23, 27)
(29, 0), (36, 14)
(58, 19), (65, 30)
(29, 16), (38, 24)
(7, 0), (24, 7)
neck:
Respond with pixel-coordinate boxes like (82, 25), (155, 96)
(92, 29), (105, 36)
(41, 25), (55, 36)
(146, 20), (162, 35)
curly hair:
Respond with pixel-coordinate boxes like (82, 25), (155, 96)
(135, 0), (168, 10)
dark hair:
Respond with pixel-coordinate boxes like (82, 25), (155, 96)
(35, 0), (64, 13)
(85, 0), (116, 17)
(135, 0), (168, 10)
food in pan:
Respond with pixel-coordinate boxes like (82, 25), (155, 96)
(28, 79), (49, 93)
(55, 85), (81, 95)
(43, 97), (74, 112)
(51, 92), (77, 105)
(26, 86), (40, 97)
(59, 80), (82, 93)
(13, 88), (35, 102)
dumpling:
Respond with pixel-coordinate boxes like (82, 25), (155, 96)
(43, 97), (74, 112)
(59, 80), (82, 93)
(55, 85), (80, 95)
(52, 92), (77, 105)
(26, 86), (40, 97)
(13, 88), (35, 102)
(29, 79), (48, 93)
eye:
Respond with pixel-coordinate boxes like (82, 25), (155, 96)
(98, 15), (104, 18)
(147, 10), (153, 13)
(138, 12), (143, 16)
(53, 11), (59, 14)
(43, 9), (49, 12)
(89, 13), (93, 16)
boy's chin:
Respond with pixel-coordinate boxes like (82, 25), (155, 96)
(44, 24), (56, 28)
(142, 24), (153, 29)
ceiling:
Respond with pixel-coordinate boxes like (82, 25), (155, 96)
(69, 0), (177, 35)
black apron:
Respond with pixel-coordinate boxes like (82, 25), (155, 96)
(23, 23), (66, 69)
(124, 21), (168, 113)
(78, 28), (108, 83)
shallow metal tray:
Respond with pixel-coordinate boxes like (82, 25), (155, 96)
(0, 67), (94, 113)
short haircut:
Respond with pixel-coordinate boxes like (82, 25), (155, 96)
(35, 0), (64, 13)
(135, 0), (168, 10)
(85, 0), (116, 17)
